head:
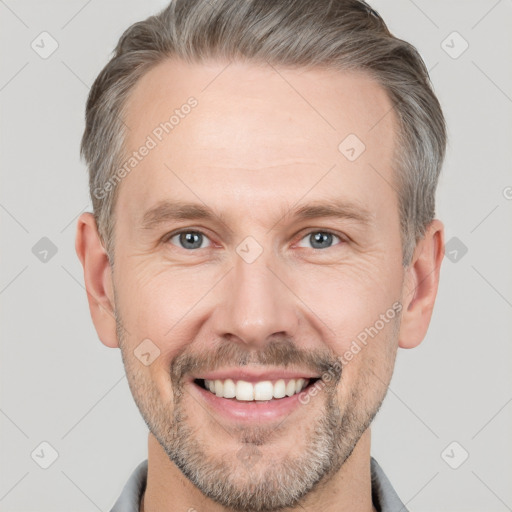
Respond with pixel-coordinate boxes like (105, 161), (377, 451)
(76, 1), (446, 510)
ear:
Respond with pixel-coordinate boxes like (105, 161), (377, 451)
(398, 219), (445, 349)
(75, 212), (119, 348)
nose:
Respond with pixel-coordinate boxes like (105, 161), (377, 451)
(209, 247), (299, 348)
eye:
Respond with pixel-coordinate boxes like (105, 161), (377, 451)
(164, 229), (344, 252)
(166, 230), (212, 250)
(296, 230), (343, 250)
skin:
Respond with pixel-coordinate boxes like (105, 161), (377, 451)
(76, 58), (444, 512)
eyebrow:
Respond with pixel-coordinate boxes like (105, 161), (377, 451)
(139, 199), (374, 231)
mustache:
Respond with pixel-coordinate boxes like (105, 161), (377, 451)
(170, 337), (342, 387)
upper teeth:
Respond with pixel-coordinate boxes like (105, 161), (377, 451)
(203, 378), (310, 401)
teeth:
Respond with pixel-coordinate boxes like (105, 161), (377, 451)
(253, 381), (273, 401)
(273, 379), (286, 399)
(236, 380), (254, 401)
(203, 377), (311, 401)
(223, 378), (236, 398)
(214, 379), (223, 397)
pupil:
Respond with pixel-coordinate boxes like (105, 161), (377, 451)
(181, 232), (202, 249)
(311, 232), (332, 249)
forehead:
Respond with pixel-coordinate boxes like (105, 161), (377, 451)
(117, 58), (397, 228)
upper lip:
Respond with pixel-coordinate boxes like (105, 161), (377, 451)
(190, 367), (320, 383)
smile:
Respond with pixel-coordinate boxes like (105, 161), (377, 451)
(197, 378), (312, 401)
(189, 369), (322, 421)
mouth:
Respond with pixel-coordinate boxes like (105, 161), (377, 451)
(190, 373), (322, 422)
(194, 377), (319, 401)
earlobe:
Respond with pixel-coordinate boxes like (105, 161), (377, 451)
(75, 212), (119, 348)
(398, 219), (445, 349)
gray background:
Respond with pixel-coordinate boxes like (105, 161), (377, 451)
(1, 0), (511, 510)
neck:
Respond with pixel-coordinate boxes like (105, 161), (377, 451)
(141, 429), (376, 512)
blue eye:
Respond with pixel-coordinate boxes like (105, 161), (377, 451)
(297, 231), (342, 249)
(168, 231), (211, 250)
(165, 229), (343, 251)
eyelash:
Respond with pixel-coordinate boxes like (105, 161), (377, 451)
(162, 228), (346, 251)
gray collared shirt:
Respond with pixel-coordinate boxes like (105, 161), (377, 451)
(110, 457), (408, 511)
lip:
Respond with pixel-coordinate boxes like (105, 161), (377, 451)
(188, 367), (320, 383)
(188, 375), (320, 423)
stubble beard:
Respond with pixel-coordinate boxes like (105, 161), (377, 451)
(116, 313), (398, 511)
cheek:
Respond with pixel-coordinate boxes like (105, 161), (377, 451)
(118, 260), (204, 330)
(333, 316), (400, 415)
(114, 262), (203, 380)
(292, 260), (402, 398)
(294, 258), (402, 346)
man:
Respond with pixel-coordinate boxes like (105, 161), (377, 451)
(75, 0), (446, 510)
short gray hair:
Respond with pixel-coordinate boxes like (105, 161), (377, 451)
(81, 0), (446, 267)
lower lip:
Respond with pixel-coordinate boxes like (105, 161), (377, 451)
(190, 381), (314, 423)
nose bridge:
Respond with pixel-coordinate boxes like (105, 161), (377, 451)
(212, 242), (298, 346)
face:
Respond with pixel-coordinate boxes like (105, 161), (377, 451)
(112, 59), (405, 510)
